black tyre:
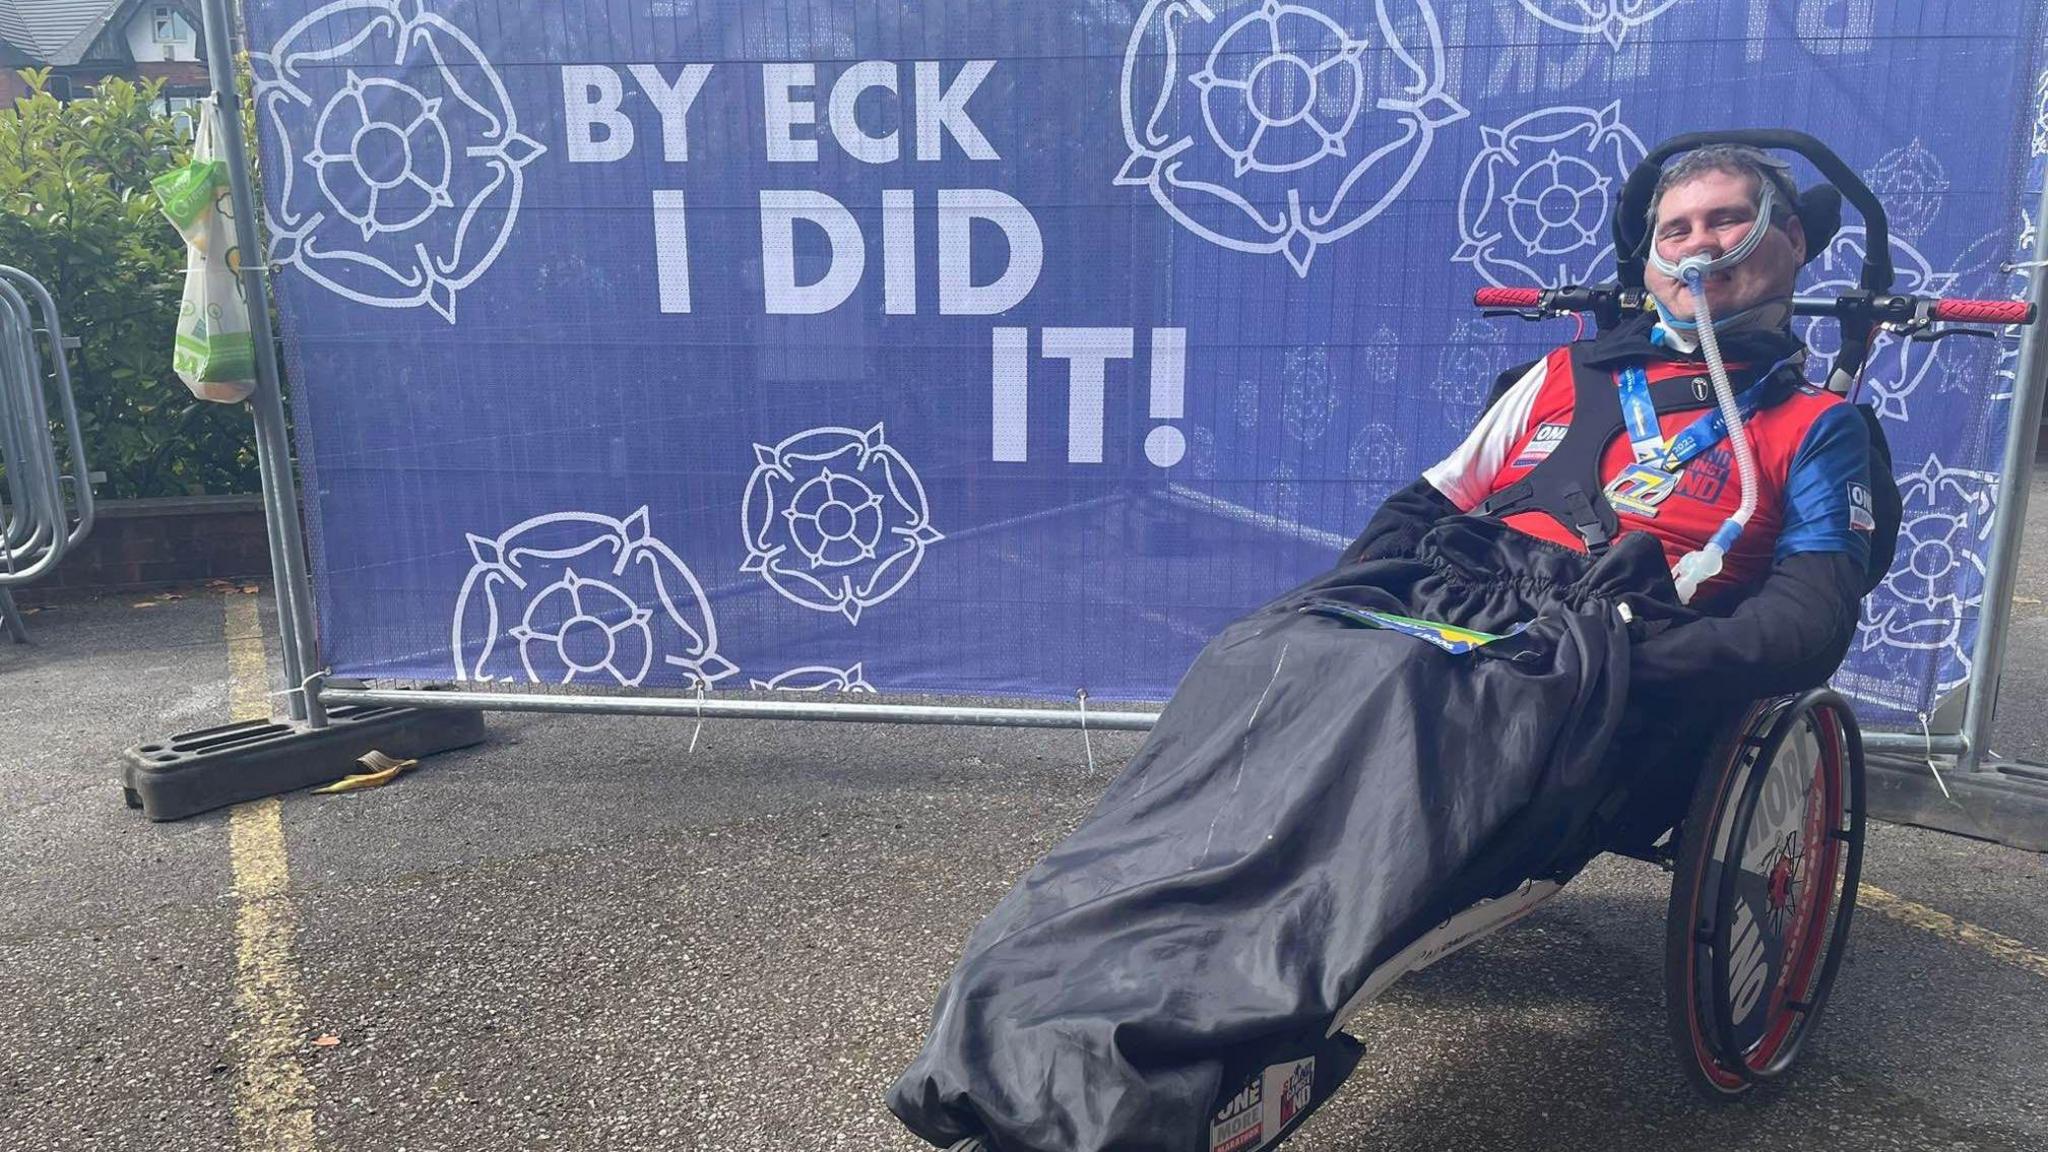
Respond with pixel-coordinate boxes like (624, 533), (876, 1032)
(1662, 690), (1865, 1101)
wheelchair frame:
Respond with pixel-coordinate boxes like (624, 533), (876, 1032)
(1326, 688), (1865, 1100)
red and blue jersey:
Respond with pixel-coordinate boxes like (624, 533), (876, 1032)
(1425, 340), (1873, 601)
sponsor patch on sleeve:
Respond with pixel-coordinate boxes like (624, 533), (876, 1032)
(1210, 1075), (1263, 1152)
(1209, 1056), (1319, 1152)
(1848, 481), (1875, 533)
(1509, 422), (1569, 468)
(1268, 1057), (1316, 1130)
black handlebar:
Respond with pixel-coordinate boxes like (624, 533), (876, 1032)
(1473, 284), (2036, 329)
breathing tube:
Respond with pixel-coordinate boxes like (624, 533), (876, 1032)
(1646, 177), (1780, 604)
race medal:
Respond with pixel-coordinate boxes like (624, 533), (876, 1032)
(1602, 356), (1786, 522)
(1604, 461), (1679, 517)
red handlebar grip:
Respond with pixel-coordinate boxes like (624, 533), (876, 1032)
(1930, 298), (2036, 325)
(1474, 287), (1543, 309)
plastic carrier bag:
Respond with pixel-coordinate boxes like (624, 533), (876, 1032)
(153, 99), (255, 404)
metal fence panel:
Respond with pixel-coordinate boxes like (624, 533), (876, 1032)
(241, 0), (2047, 722)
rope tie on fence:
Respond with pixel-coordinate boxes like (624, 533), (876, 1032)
(267, 666), (330, 717)
(1076, 688), (1096, 774)
(1999, 258), (2048, 272)
(1917, 710), (1953, 801)
(688, 677), (707, 756)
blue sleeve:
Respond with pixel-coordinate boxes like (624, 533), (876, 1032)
(1774, 402), (1874, 569)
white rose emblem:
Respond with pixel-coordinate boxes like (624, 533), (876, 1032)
(1117, 0), (1467, 276)
(254, 0), (545, 322)
(1348, 421), (1402, 509)
(452, 509), (735, 688)
(1936, 228), (2029, 402)
(1516, 0), (1683, 50)
(1263, 460), (1304, 522)
(1281, 346), (1337, 444)
(1861, 138), (1949, 244)
(1424, 319), (1507, 429)
(1995, 210), (2036, 402)
(1190, 426), (1220, 479)
(1858, 456), (1997, 696)
(1359, 325), (1401, 387)
(750, 664), (878, 694)
(1454, 103), (1645, 288)
(2031, 68), (2048, 158)
(1798, 227), (1956, 422)
(742, 425), (943, 625)
(1232, 377), (1266, 434)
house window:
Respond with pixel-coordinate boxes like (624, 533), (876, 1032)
(153, 7), (182, 43)
(156, 94), (199, 139)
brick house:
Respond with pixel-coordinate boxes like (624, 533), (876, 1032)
(0, 1), (208, 110)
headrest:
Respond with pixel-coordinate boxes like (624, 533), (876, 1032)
(1613, 129), (1892, 294)
(1793, 185), (1841, 264)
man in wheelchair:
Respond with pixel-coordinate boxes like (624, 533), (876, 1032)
(890, 138), (1912, 1152)
(1381, 142), (1875, 698)
(1366, 142), (1892, 859)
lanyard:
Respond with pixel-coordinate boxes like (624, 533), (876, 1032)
(1616, 363), (1781, 471)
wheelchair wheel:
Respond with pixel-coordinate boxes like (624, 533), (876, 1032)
(1662, 689), (1866, 1101)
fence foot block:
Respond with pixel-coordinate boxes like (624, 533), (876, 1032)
(1866, 753), (2048, 853)
(121, 701), (487, 821)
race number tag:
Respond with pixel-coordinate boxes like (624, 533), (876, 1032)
(1299, 600), (1530, 654)
(1604, 462), (1680, 518)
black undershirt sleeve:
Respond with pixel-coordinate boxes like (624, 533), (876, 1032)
(1344, 461), (1865, 701)
(1339, 476), (1460, 566)
(1630, 550), (1866, 700)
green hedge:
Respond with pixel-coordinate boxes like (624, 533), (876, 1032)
(1, 70), (262, 498)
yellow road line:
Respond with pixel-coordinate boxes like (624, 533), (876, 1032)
(225, 592), (317, 1152)
(226, 592), (269, 725)
(1860, 883), (2048, 982)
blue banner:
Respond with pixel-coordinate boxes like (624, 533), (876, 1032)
(245, 0), (2047, 722)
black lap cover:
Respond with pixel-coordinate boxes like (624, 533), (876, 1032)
(888, 518), (1681, 1152)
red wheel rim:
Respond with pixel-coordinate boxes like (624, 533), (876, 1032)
(1744, 708), (1844, 1073)
(1681, 703), (1849, 1089)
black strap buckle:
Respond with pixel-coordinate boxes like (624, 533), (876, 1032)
(1563, 487), (1612, 551)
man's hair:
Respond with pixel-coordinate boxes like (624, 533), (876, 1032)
(1647, 144), (1799, 229)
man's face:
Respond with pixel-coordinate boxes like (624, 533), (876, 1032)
(1644, 167), (1806, 323)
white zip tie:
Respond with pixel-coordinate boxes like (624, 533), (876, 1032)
(1918, 711), (1952, 801)
(1998, 258), (2048, 272)
(267, 666), (331, 704)
(1077, 688), (1096, 774)
(688, 677), (707, 756)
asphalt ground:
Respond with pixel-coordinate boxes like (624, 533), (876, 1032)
(4, 476), (2048, 1152)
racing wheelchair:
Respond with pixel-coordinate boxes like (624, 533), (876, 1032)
(922, 132), (2038, 1152)
(1338, 130), (2037, 1102)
